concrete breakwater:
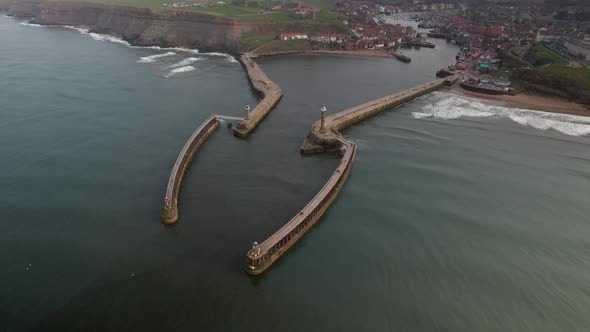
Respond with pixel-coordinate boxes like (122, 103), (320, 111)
(244, 74), (461, 274)
(160, 115), (220, 224)
(245, 143), (357, 275)
(233, 54), (283, 137)
(301, 77), (456, 154)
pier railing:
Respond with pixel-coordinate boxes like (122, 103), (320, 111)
(245, 143), (357, 275)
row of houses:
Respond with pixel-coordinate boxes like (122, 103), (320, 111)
(416, 3), (456, 11)
(279, 33), (346, 43)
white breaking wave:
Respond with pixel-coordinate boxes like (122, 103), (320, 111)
(164, 57), (203, 68)
(201, 51), (238, 63)
(187, 50), (237, 63)
(164, 65), (196, 78)
(19, 20), (42, 27)
(17, 22), (239, 63)
(138, 52), (176, 63)
(61, 25), (131, 46)
(412, 92), (590, 137)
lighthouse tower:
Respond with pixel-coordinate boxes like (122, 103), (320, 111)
(320, 105), (327, 133)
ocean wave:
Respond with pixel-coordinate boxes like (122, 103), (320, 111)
(16, 22), (239, 63)
(137, 52), (176, 63)
(200, 51), (238, 63)
(60, 25), (131, 46)
(413, 93), (590, 137)
(18, 20), (42, 27)
(164, 65), (196, 78)
(164, 57), (203, 68)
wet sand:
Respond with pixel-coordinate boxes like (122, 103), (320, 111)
(444, 85), (590, 117)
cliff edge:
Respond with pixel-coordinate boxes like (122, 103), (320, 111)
(1, 0), (264, 53)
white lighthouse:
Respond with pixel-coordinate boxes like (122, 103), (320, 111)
(245, 105), (251, 120)
(320, 105), (327, 133)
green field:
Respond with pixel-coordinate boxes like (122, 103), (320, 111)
(514, 44), (590, 103)
(237, 10), (347, 48)
(51, 0), (337, 19)
(524, 44), (590, 87)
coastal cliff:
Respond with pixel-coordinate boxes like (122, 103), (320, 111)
(0, 0), (254, 52)
(0, 0), (348, 53)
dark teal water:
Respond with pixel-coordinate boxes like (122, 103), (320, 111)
(2, 14), (590, 332)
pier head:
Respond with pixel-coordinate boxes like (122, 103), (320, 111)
(233, 54), (283, 137)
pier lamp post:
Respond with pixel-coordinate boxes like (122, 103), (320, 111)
(245, 105), (251, 120)
(252, 241), (261, 257)
(320, 105), (327, 133)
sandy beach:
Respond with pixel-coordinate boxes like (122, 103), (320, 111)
(444, 84), (590, 117)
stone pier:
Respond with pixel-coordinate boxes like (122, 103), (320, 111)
(233, 54), (283, 137)
(243, 74), (462, 275)
(160, 115), (220, 224)
(245, 143), (357, 275)
(301, 76), (460, 154)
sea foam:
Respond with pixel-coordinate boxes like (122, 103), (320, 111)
(164, 65), (196, 78)
(412, 92), (590, 137)
(18, 20), (42, 27)
(201, 51), (238, 63)
(60, 25), (131, 46)
(164, 57), (203, 68)
(17, 22), (239, 63)
(138, 52), (176, 63)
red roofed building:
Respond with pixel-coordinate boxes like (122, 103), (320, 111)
(452, 16), (470, 25)
(455, 63), (469, 70)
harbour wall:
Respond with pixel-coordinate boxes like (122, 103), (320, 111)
(245, 74), (461, 274)
(245, 143), (356, 275)
(160, 115), (220, 224)
(301, 77), (457, 154)
(233, 54), (283, 137)
(161, 55), (279, 223)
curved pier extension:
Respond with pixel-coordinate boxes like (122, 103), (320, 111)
(160, 115), (221, 224)
(301, 75), (460, 154)
(233, 54), (283, 138)
(245, 143), (357, 275)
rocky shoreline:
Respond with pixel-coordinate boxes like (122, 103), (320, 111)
(0, 0), (256, 53)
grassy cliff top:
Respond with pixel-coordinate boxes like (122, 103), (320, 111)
(50, 0), (338, 20)
(511, 43), (590, 104)
(524, 44), (590, 87)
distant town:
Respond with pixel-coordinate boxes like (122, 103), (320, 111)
(245, 0), (590, 103)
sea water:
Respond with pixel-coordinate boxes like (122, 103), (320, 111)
(2, 14), (590, 332)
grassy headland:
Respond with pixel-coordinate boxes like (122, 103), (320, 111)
(501, 44), (590, 105)
(50, 0), (338, 20)
(50, 0), (347, 51)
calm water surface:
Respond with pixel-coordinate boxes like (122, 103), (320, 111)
(2, 14), (590, 331)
